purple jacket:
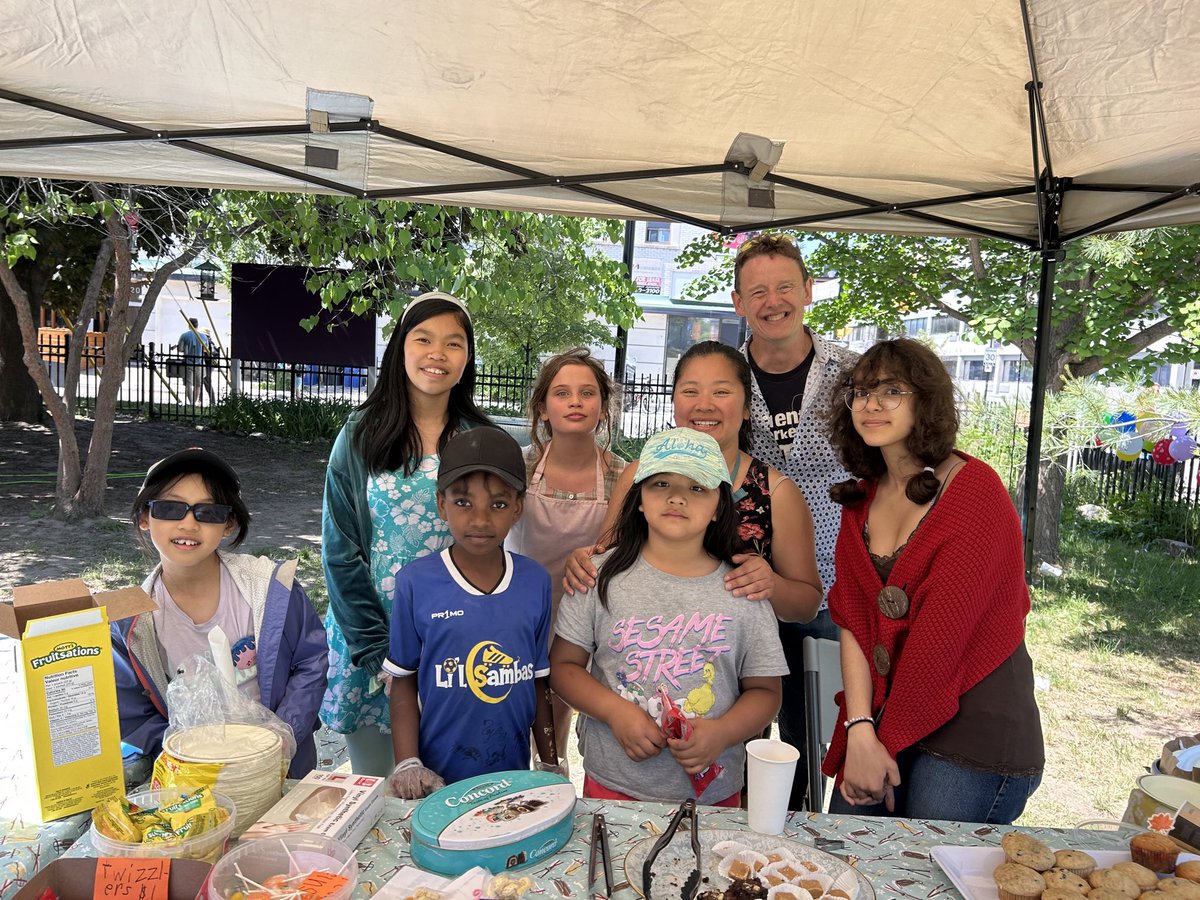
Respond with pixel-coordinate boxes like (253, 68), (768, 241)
(111, 552), (328, 777)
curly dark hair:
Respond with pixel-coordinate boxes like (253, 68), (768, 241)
(826, 339), (958, 507)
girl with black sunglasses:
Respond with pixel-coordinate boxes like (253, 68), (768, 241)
(112, 447), (329, 779)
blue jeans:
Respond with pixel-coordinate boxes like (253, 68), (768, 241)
(776, 609), (839, 811)
(828, 746), (1041, 824)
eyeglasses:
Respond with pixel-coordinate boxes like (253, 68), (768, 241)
(147, 499), (232, 524)
(844, 387), (917, 411)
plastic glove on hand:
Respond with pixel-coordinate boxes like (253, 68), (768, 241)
(386, 757), (446, 799)
(534, 758), (569, 778)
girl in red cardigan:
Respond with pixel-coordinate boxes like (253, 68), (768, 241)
(822, 339), (1043, 824)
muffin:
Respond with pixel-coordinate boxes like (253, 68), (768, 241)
(1088, 868), (1141, 899)
(1056, 851), (1099, 877)
(1044, 889), (1085, 900)
(993, 862), (1046, 900)
(1113, 863), (1161, 892)
(1129, 832), (1181, 873)
(1139, 892), (1177, 900)
(1158, 878), (1200, 900)
(1043, 868), (1091, 894)
(1175, 862), (1200, 885)
(1002, 836), (1055, 872)
(1092, 889), (1139, 900)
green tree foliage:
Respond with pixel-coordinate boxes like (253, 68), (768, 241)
(230, 196), (639, 368)
(677, 226), (1200, 561)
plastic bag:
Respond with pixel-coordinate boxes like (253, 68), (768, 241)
(153, 654), (296, 789)
(657, 685), (724, 798)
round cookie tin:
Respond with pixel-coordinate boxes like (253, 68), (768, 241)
(410, 770), (576, 876)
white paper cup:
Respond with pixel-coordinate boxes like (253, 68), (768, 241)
(746, 739), (800, 835)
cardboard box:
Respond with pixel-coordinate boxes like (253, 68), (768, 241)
(0, 578), (156, 823)
(241, 770), (386, 848)
(14, 857), (211, 900)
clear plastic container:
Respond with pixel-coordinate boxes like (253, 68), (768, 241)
(90, 788), (237, 863)
(207, 833), (357, 900)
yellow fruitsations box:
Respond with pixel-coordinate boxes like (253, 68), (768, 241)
(0, 578), (156, 822)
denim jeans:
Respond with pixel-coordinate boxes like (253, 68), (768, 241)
(827, 746), (1041, 825)
(776, 609), (839, 811)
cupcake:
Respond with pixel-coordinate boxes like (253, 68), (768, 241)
(1088, 868), (1141, 899)
(1129, 832), (1181, 874)
(993, 862), (1045, 900)
(1002, 835), (1055, 872)
(1043, 867), (1091, 894)
(1175, 862), (1200, 885)
(1056, 850), (1098, 877)
(1113, 863), (1161, 892)
(1158, 878), (1200, 900)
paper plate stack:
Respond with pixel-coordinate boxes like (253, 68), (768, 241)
(162, 723), (284, 837)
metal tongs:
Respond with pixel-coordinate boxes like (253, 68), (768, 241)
(642, 798), (702, 900)
(588, 812), (615, 900)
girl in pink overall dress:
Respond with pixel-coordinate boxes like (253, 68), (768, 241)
(506, 349), (626, 747)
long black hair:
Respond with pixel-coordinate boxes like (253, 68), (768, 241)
(354, 297), (491, 475)
(595, 477), (739, 609)
(673, 341), (753, 454)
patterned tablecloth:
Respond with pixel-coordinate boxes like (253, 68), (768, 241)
(349, 798), (1134, 900)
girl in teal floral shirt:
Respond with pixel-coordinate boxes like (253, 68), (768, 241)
(320, 292), (490, 775)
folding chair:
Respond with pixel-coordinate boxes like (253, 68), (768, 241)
(802, 635), (843, 812)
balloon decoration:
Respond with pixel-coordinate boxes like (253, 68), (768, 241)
(1114, 436), (1143, 462)
(1103, 410), (1196, 465)
(1152, 438), (1176, 465)
(1170, 433), (1197, 462)
(1113, 411), (1137, 433)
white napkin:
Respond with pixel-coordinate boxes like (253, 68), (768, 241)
(1174, 744), (1200, 772)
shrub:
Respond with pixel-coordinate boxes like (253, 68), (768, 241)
(207, 395), (353, 442)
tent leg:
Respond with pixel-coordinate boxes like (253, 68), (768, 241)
(1021, 247), (1061, 579)
(613, 220), (636, 379)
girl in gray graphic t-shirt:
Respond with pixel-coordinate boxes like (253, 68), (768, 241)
(550, 428), (788, 806)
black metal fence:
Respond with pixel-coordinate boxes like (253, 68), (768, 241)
(1071, 445), (1200, 511)
(36, 336), (678, 439)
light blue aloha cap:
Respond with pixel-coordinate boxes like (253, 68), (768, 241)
(637, 427), (731, 490)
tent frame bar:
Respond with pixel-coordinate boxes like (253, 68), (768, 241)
(1, 86), (1196, 243)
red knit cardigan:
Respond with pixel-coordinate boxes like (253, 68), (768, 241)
(821, 453), (1031, 779)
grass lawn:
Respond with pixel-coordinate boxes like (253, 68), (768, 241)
(81, 518), (1200, 825)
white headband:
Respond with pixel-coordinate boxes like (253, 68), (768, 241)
(401, 291), (471, 326)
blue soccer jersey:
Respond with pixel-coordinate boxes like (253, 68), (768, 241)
(384, 549), (551, 784)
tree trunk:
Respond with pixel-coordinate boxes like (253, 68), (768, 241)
(1033, 453), (1066, 566)
(0, 256), (48, 422)
(0, 274), (43, 422)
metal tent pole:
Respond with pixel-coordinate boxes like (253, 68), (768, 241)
(613, 220), (636, 379)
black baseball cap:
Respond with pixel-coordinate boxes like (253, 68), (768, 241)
(437, 428), (526, 493)
(142, 447), (241, 493)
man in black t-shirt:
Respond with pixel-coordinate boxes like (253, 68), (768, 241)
(731, 234), (858, 813)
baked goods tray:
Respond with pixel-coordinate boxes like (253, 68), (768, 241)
(930, 848), (1131, 900)
(624, 828), (875, 900)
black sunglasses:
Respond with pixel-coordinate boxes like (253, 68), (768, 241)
(147, 499), (232, 524)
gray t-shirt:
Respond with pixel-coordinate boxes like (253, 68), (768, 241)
(555, 553), (788, 804)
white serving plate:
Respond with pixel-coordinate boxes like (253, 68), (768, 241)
(624, 828), (875, 900)
(931, 848), (1132, 900)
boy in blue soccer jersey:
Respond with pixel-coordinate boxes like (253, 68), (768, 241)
(384, 427), (558, 798)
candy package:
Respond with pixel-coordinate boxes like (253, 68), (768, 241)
(657, 686), (724, 797)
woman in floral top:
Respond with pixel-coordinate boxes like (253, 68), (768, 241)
(320, 292), (491, 775)
(565, 341), (822, 625)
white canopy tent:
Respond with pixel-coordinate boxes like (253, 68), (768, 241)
(1, 0), (1198, 567)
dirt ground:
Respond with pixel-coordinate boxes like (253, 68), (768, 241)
(0, 419), (329, 598)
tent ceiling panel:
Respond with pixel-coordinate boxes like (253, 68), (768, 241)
(0, 0), (1197, 242)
